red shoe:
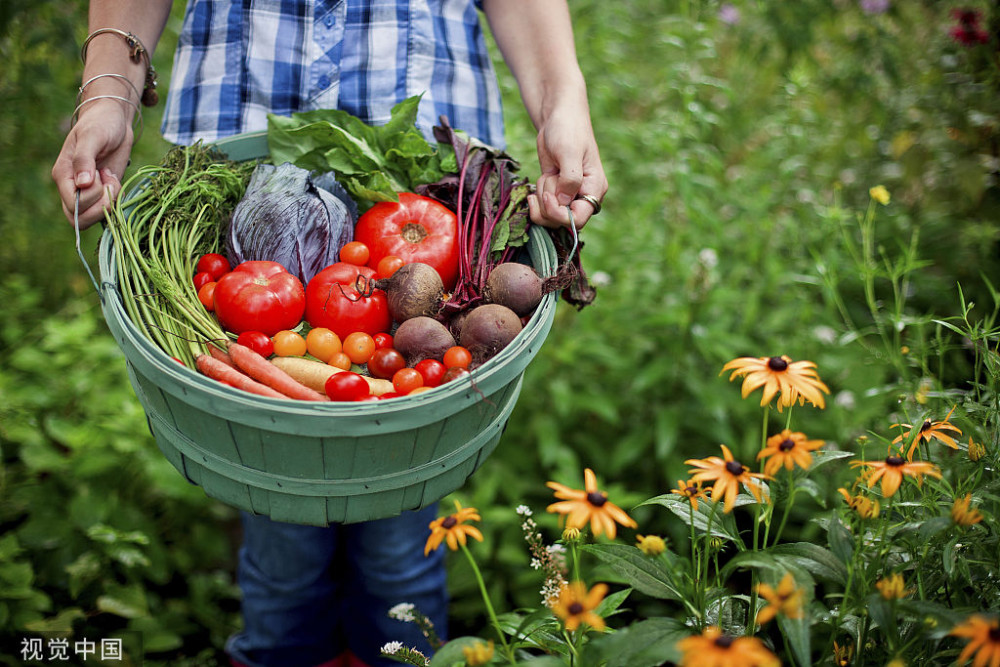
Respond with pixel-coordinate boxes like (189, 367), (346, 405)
(342, 650), (372, 667)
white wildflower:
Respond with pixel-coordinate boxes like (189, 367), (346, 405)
(516, 504), (532, 516)
(388, 602), (416, 622)
(381, 641), (404, 655)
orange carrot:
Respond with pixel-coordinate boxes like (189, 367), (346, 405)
(227, 343), (329, 402)
(209, 344), (238, 368)
(196, 355), (287, 399)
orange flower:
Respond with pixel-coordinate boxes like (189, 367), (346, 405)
(755, 572), (804, 624)
(875, 573), (911, 600)
(686, 445), (769, 513)
(892, 406), (962, 457)
(550, 581), (608, 631)
(721, 355), (830, 411)
(951, 494), (984, 527)
(424, 500), (483, 556)
(757, 429), (825, 476)
(671, 478), (708, 511)
(546, 468), (637, 539)
(676, 626), (780, 667)
(850, 451), (942, 498)
(951, 615), (1000, 666)
(837, 488), (881, 519)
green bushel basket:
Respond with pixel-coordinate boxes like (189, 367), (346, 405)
(96, 131), (558, 526)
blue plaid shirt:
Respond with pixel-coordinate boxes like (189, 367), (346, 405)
(161, 0), (505, 147)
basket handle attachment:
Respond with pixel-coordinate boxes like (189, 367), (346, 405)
(74, 189), (105, 304)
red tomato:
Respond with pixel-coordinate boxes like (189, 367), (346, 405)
(443, 345), (472, 369)
(368, 348), (407, 380)
(376, 255), (404, 279)
(354, 193), (459, 289)
(442, 366), (471, 384)
(198, 282), (217, 311)
(325, 372), (370, 401)
(305, 262), (391, 338)
(373, 332), (394, 350)
(392, 367), (425, 395)
(193, 271), (214, 290)
(196, 253), (231, 281)
(339, 241), (370, 266)
(213, 261), (305, 336)
(414, 359), (446, 387)
(237, 331), (275, 357)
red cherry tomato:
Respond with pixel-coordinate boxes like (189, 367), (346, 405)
(237, 331), (275, 358)
(325, 372), (370, 401)
(373, 332), (394, 350)
(339, 241), (371, 266)
(368, 348), (407, 380)
(354, 193), (460, 289)
(414, 359), (446, 387)
(443, 345), (472, 369)
(376, 255), (405, 279)
(196, 253), (231, 281)
(198, 282), (217, 311)
(442, 366), (471, 384)
(305, 262), (391, 338)
(193, 271), (214, 290)
(392, 367), (425, 395)
(213, 261), (305, 336)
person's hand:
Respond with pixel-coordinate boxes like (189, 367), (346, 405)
(52, 99), (135, 228)
(527, 100), (608, 230)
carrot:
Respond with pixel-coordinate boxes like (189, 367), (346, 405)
(208, 344), (238, 368)
(195, 355), (287, 399)
(227, 343), (329, 402)
(271, 356), (395, 397)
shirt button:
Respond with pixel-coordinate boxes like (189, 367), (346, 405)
(325, 15), (334, 27)
(318, 75), (330, 89)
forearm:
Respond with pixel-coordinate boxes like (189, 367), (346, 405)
(79, 1), (173, 113)
(481, 0), (588, 130)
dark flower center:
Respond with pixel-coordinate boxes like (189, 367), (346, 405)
(767, 356), (788, 371)
(686, 486), (699, 495)
(779, 438), (796, 452)
(568, 602), (584, 615)
(587, 491), (608, 507)
(987, 625), (1000, 642)
(441, 516), (458, 529)
(920, 420), (933, 432)
(725, 460), (745, 476)
(714, 635), (735, 649)
(885, 455), (905, 467)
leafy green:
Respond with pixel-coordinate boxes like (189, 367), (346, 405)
(266, 95), (457, 205)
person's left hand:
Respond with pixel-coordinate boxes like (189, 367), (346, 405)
(527, 100), (608, 230)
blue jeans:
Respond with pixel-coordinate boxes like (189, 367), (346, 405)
(225, 505), (447, 667)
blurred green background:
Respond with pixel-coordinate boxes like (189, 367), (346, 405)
(2, 0), (998, 664)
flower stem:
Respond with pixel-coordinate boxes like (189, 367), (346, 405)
(460, 543), (515, 663)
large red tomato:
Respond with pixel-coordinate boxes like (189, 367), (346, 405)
(305, 262), (392, 338)
(213, 261), (305, 336)
(354, 192), (459, 289)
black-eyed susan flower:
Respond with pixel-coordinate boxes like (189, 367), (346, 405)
(636, 534), (667, 556)
(686, 445), (769, 513)
(550, 581), (608, 631)
(850, 451), (942, 498)
(755, 572), (804, 624)
(424, 500), (484, 556)
(461, 639), (494, 666)
(892, 406), (962, 458)
(951, 494), (984, 527)
(837, 487), (881, 519)
(546, 468), (637, 540)
(721, 355), (830, 411)
(757, 429), (825, 476)
(671, 478), (708, 511)
(676, 626), (780, 667)
(876, 572), (911, 600)
(951, 615), (1000, 666)
(968, 439), (986, 462)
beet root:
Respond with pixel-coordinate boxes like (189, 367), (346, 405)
(393, 316), (456, 366)
(372, 262), (445, 323)
(459, 304), (523, 365)
(484, 262), (543, 317)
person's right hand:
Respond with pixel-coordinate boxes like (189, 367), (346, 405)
(52, 99), (135, 228)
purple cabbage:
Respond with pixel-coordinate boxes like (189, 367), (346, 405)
(226, 162), (358, 284)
